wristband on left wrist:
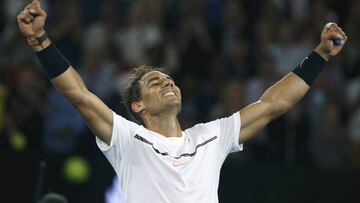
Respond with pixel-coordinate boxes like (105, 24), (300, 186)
(292, 51), (327, 86)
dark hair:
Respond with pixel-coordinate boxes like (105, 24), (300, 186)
(41, 193), (68, 203)
(122, 65), (162, 123)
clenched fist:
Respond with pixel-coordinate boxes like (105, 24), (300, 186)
(315, 23), (348, 61)
(17, 0), (47, 38)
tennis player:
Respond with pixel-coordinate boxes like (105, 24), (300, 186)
(17, 1), (347, 202)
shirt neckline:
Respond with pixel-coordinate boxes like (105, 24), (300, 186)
(141, 126), (186, 143)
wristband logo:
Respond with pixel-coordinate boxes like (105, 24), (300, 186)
(300, 56), (308, 68)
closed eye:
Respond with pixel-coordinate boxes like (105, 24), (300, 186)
(147, 75), (174, 87)
(150, 82), (160, 87)
(147, 77), (160, 86)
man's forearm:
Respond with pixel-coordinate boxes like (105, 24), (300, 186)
(259, 73), (310, 118)
(259, 46), (331, 118)
(51, 67), (90, 105)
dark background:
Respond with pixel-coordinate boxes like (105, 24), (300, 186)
(0, 0), (359, 202)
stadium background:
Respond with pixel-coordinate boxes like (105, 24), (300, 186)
(0, 0), (359, 202)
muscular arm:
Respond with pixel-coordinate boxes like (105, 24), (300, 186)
(238, 22), (347, 143)
(17, 0), (113, 145)
(51, 66), (113, 145)
(239, 72), (309, 142)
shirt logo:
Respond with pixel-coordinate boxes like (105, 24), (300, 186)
(172, 161), (187, 167)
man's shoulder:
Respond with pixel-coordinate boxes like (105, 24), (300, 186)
(184, 112), (240, 134)
(184, 120), (219, 135)
(113, 113), (142, 128)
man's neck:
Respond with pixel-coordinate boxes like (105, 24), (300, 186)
(144, 114), (182, 138)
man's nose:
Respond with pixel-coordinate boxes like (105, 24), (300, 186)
(163, 79), (174, 87)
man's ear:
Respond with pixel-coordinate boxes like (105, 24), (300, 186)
(131, 101), (145, 113)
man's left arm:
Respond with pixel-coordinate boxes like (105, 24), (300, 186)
(239, 23), (347, 143)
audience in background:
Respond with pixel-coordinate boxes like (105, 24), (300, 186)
(1, 0), (359, 202)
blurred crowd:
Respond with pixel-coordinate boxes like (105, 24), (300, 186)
(0, 0), (359, 202)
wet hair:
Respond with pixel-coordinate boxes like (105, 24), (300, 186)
(121, 65), (163, 124)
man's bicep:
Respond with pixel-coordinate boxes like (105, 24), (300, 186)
(76, 91), (114, 145)
(239, 100), (273, 142)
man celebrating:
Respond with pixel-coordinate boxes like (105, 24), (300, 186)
(17, 1), (347, 202)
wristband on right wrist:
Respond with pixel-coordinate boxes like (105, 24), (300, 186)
(35, 43), (71, 78)
(292, 51), (327, 86)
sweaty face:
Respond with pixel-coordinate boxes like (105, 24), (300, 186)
(138, 71), (182, 116)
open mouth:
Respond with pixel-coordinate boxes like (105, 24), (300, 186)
(163, 91), (176, 97)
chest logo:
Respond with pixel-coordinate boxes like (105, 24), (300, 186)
(172, 161), (187, 167)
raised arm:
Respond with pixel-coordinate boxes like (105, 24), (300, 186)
(239, 23), (348, 143)
(17, 0), (113, 144)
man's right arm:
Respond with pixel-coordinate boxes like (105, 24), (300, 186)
(17, 0), (113, 145)
(51, 67), (113, 145)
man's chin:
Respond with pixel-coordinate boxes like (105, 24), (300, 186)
(164, 97), (181, 104)
(164, 101), (181, 112)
